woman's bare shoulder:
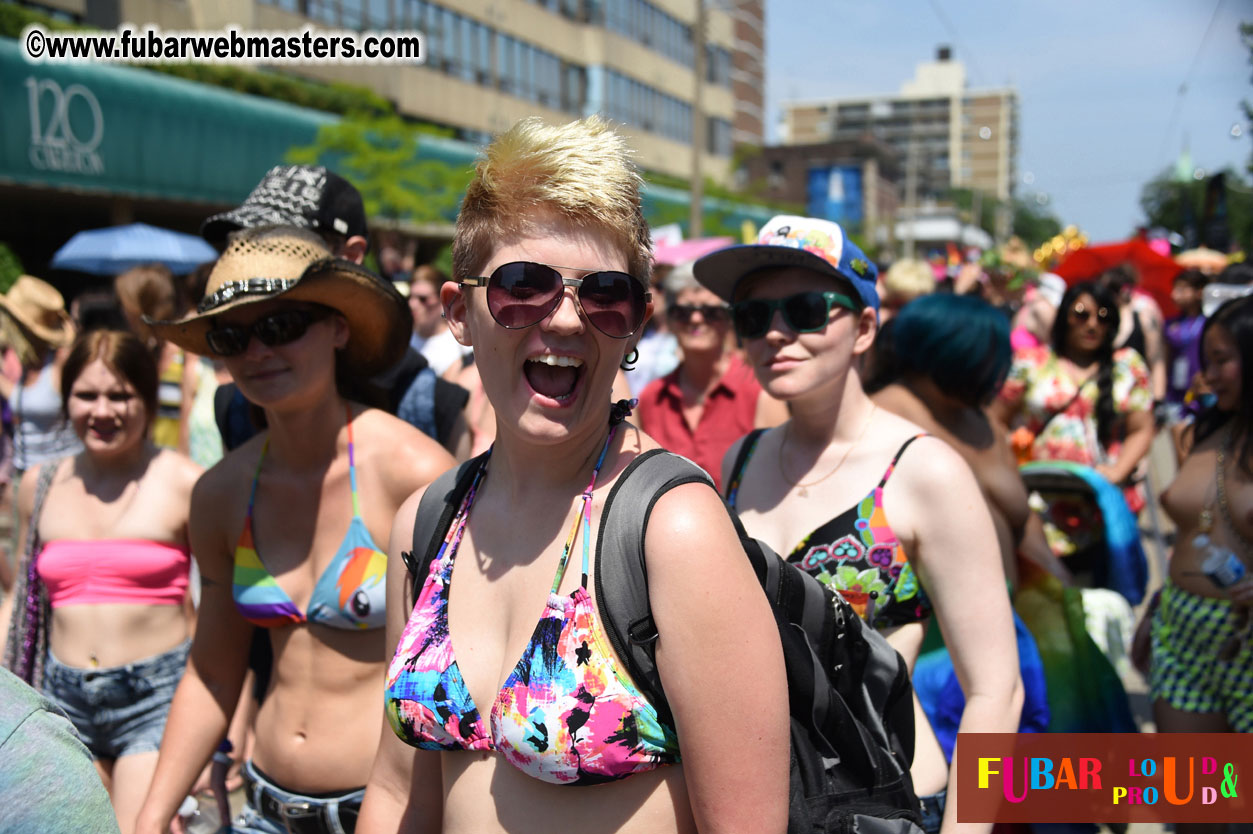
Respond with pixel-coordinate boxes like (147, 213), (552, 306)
(194, 438), (262, 503)
(150, 448), (205, 491)
(354, 406), (457, 499)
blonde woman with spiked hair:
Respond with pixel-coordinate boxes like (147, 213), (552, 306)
(361, 116), (789, 833)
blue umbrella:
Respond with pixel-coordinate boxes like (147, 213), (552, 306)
(52, 222), (218, 276)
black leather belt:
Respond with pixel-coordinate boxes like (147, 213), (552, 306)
(243, 770), (361, 834)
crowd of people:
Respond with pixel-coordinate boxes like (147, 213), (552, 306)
(0, 114), (1249, 834)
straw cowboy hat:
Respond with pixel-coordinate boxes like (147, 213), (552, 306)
(0, 275), (75, 348)
(147, 226), (412, 376)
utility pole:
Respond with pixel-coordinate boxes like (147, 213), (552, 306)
(902, 114), (918, 259)
(690, 0), (706, 238)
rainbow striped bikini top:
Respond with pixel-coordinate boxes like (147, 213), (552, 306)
(232, 408), (387, 630)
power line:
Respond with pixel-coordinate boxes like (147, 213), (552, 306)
(924, 0), (986, 84)
(1156, 0), (1227, 165)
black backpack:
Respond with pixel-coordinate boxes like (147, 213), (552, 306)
(404, 449), (923, 834)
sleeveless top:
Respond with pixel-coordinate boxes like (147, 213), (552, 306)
(727, 429), (933, 630)
(232, 408), (387, 630)
(14, 354), (81, 472)
(384, 430), (681, 786)
(38, 539), (190, 607)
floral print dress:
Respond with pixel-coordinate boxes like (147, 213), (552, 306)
(998, 346), (1152, 554)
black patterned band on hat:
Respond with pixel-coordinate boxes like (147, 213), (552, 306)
(198, 278), (296, 313)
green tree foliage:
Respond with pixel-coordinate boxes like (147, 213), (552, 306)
(947, 188), (998, 235)
(1243, 22), (1253, 175)
(1012, 198), (1063, 248)
(1139, 166), (1252, 251)
(287, 113), (471, 228)
(947, 187), (1063, 247)
(0, 242), (23, 294)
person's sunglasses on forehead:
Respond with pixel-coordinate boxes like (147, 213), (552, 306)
(667, 302), (731, 325)
(458, 260), (650, 339)
(205, 308), (330, 357)
(1068, 302), (1111, 324)
(731, 290), (860, 340)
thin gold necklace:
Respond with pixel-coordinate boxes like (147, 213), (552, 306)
(780, 405), (877, 498)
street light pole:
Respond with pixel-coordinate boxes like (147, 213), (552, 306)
(690, 0), (706, 238)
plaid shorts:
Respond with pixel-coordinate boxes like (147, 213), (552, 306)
(1149, 582), (1253, 731)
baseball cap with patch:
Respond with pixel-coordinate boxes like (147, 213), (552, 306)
(694, 215), (879, 311)
(201, 165), (368, 248)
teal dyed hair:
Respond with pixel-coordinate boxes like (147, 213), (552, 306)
(890, 293), (1012, 406)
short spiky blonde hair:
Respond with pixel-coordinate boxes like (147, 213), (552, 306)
(453, 116), (653, 284)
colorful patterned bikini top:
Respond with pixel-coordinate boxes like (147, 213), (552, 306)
(727, 430), (932, 630)
(233, 408), (387, 630)
(384, 429), (681, 786)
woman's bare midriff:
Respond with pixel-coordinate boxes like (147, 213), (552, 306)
(1162, 441), (1244, 601)
(48, 603), (189, 667)
(251, 624), (386, 792)
(440, 751), (695, 834)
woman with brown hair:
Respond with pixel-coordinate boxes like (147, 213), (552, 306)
(2, 329), (201, 834)
(114, 263), (197, 453)
(134, 226), (454, 834)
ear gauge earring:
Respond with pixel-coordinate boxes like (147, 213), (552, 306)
(620, 348), (639, 372)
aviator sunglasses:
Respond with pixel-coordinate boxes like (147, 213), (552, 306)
(205, 308), (329, 357)
(459, 261), (650, 339)
(731, 291), (859, 340)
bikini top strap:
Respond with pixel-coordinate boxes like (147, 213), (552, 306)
(345, 404), (360, 518)
(877, 433), (929, 489)
(725, 428), (767, 509)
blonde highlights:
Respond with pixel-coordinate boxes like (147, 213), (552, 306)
(453, 116), (652, 283)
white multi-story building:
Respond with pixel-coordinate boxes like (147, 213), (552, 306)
(782, 47), (1018, 203)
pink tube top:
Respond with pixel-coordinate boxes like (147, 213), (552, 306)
(37, 539), (191, 607)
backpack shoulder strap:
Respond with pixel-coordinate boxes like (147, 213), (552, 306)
(594, 450), (714, 726)
(403, 453), (488, 609)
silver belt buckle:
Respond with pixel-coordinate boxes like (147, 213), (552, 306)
(278, 797), (318, 833)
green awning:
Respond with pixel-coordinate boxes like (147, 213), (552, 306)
(1, 37), (333, 204)
(2, 35), (773, 236)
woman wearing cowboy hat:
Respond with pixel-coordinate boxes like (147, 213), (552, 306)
(134, 226), (455, 834)
(0, 275), (83, 476)
(0, 275), (82, 607)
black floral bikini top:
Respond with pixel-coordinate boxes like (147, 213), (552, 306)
(726, 430), (933, 630)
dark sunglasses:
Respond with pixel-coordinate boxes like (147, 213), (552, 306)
(667, 303), (731, 324)
(459, 261), (649, 339)
(1069, 303), (1110, 324)
(205, 308), (328, 357)
(731, 291), (859, 340)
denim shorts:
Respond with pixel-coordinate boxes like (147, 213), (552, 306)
(918, 788), (946, 834)
(42, 639), (189, 760)
(235, 760), (363, 834)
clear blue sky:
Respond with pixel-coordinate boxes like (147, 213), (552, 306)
(765, 0), (1250, 242)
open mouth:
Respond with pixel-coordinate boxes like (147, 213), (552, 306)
(523, 354), (585, 403)
(89, 423), (120, 442)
